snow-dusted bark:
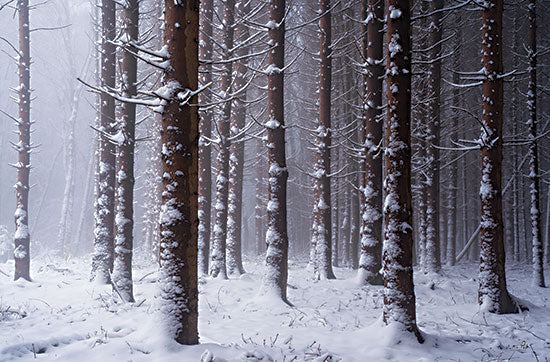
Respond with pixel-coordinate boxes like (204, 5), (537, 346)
(112, 0), (139, 303)
(310, 0), (335, 281)
(527, 0), (545, 287)
(198, 0), (213, 277)
(226, 0), (249, 277)
(545, 184), (550, 266)
(423, 0), (442, 274)
(258, 0), (290, 304)
(91, 0), (116, 284)
(14, 0), (31, 281)
(158, 0), (199, 345)
(341, 185), (350, 266)
(358, 0), (383, 286)
(209, 0), (236, 280)
(478, 0), (517, 314)
(142, 122), (162, 259)
(255, 139), (267, 255)
(382, 0), (422, 342)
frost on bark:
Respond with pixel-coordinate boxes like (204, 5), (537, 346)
(198, 0), (213, 277)
(478, 0), (517, 314)
(358, 0), (383, 286)
(423, 0), (442, 274)
(209, 0), (235, 279)
(382, 0), (422, 342)
(14, 0), (31, 281)
(158, 0), (199, 345)
(311, 0), (335, 281)
(91, 0), (116, 284)
(527, 0), (545, 288)
(226, 0), (249, 277)
(259, 0), (290, 304)
(112, 0), (139, 303)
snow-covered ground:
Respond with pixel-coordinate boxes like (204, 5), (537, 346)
(1, 255), (549, 361)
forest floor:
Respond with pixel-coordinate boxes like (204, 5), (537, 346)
(0, 254), (549, 361)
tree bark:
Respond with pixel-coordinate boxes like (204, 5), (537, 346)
(358, 0), (384, 285)
(91, 0), (116, 284)
(159, 0), (199, 345)
(259, 0), (290, 303)
(14, 0), (31, 281)
(255, 139), (266, 255)
(198, 0), (213, 277)
(527, 0), (545, 287)
(478, 0), (517, 314)
(383, 0), (422, 342)
(112, 0), (139, 303)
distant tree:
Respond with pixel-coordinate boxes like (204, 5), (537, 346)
(91, 0), (116, 284)
(478, 0), (517, 314)
(198, 0), (214, 277)
(358, 0), (384, 286)
(112, 0), (139, 303)
(382, 0), (423, 342)
(259, 0), (290, 304)
(14, 0), (31, 281)
(158, 0), (199, 345)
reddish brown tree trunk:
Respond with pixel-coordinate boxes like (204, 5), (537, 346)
(358, 0), (384, 286)
(112, 0), (139, 303)
(478, 0), (517, 314)
(198, 0), (213, 277)
(14, 0), (31, 281)
(259, 0), (289, 303)
(159, 0), (199, 345)
(91, 0), (116, 284)
(383, 0), (422, 342)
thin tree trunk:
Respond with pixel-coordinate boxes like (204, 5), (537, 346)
(383, 0), (422, 342)
(91, 0), (116, 284)
(255, 139), (266, 255)
(159, 0), (199, 345)
(259, 0), (290, 303)
(14, 0), (31, 281)
(545, 183), (550, 265)
(209, 0), (236, 279)
(527, 0), (545, 287)
(112, 0), (139, 303)
(358, 0), (384, 286)
(198, 0), (213, 277)
(478, 0), (517, 314)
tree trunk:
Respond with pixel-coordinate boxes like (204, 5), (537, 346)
(545, 183), (550, 265)
(383, 0), (422, 342)
(112, 0), (139, 303)
(209, 0), (236, 279)
(527, 0), (545, 287)
(159, 0), (199, 345)
(478, 0), (517, 314)
(424, 0), (442, 274)
(14, 0), (31, 281)
(259, 0), (290, 304)
(198, 0), (213, 277)
(358, 0), (384, 285)
(311, 0), (335, 280)
(255, 139), (266, 255)
(226, 0), (250, 276)
(91, 0), (116, 284)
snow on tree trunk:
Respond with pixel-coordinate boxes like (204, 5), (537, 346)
(527, 0), (545, 287)
(545, 183), (550, 265)
(311, 0), (335, 281)
(382, 0), (423, 342)
(158, 0), (199, 345)
(209, 0), (235, 280)
(258, 0), (290, 304)
(112, 0), (139, 303)
(423, 0), (442, 274)
(226, 0), (249, 277)
(255, 138), (267, 255)
(358, 0), (384, 286)
(478, 0), (517, 314)
(14, 0), (31, 282)
(91, 0), (116, 284)
(198, 0), (213, 277)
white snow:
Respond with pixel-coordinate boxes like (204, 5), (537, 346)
(1, 257), (549, 361)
